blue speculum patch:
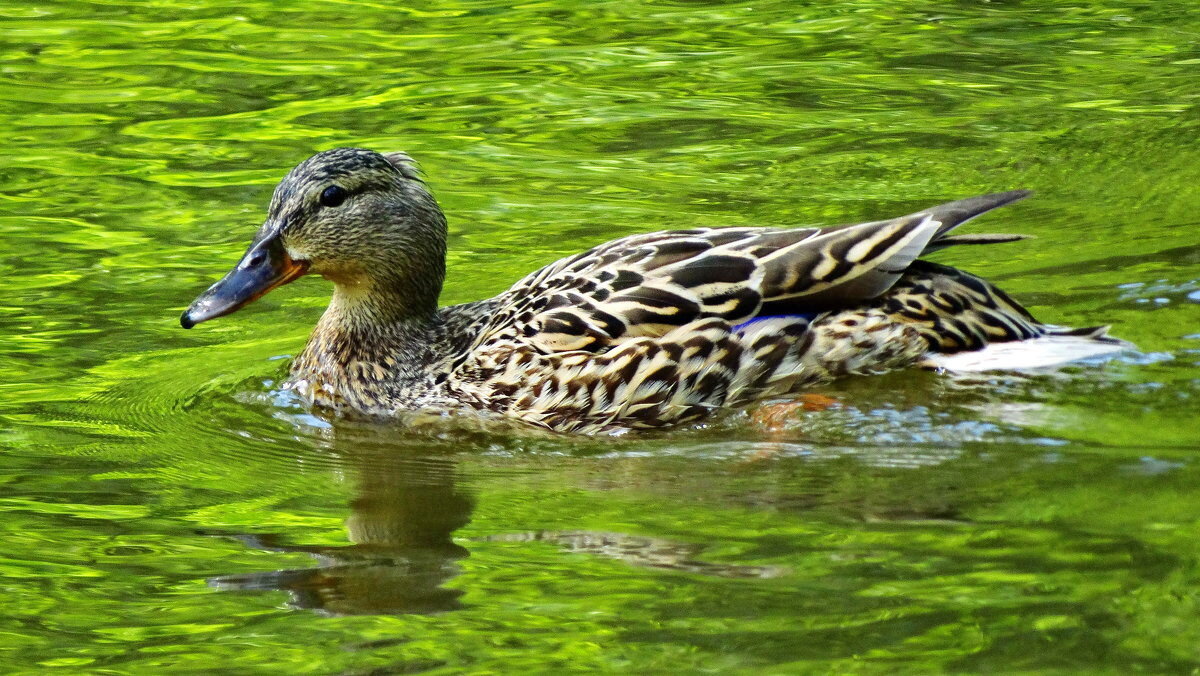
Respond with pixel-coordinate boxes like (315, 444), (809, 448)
(732, 313), (819, 332)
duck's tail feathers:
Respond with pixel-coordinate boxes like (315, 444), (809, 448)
(766, 190), (1035, 310)
(923, 233), (1032, 254)
(925, 190), (1031, 237)
(1046, 323), (1128, 343)
(922, 325), (1132, 372)
(921, 189), (1032, 254)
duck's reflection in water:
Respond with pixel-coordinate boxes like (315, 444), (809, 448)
(209, 433), (791, 616)
(210, 453), (473, 615)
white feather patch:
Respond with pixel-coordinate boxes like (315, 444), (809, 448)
(924, 335), (1128, 372)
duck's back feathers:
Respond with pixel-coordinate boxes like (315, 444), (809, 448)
(469, 190), (1032, 357)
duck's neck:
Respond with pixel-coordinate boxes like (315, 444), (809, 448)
(292, 280), (442, 390)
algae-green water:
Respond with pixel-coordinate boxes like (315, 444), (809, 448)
(2, 1), (1199, 672)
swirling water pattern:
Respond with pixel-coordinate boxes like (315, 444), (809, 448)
(1, 0), (1199, 671)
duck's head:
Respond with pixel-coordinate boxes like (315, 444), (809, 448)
(181, 148), (447, 329)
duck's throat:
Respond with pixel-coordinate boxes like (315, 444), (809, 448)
(288, 285), (439, 409)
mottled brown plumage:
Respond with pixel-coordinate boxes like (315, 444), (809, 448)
(182, 148), (1124, 433)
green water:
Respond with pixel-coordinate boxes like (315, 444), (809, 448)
(2, 0), (1199, 672)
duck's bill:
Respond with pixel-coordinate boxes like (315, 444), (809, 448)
(180, 237), (308, 329)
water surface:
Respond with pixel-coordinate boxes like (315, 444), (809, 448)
(1, 0), (1199, 672)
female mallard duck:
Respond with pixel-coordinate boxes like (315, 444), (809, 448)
(181, 148), (1123, 433)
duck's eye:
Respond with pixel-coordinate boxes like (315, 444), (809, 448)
(319, 185), (347, 208)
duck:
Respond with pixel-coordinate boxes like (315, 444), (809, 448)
(181, 148), (1124, 434)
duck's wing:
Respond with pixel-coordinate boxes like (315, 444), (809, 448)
(470, 190), (1031, 355)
